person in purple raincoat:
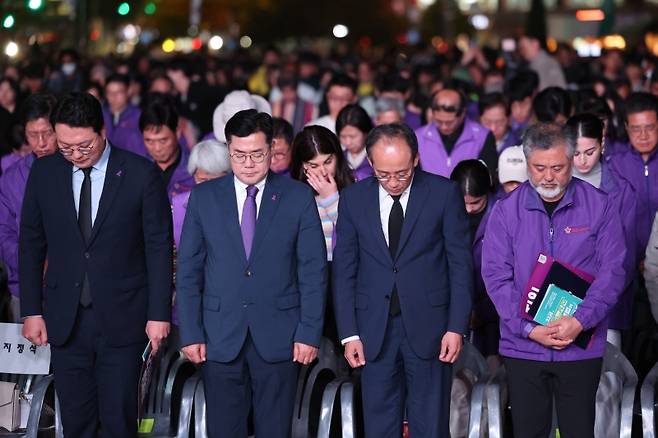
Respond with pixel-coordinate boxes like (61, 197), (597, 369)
(415, 87), (497, 178)
(336, 104), (374, 182)
(139, 95), (194, 201)
(607, 92), (658, 257)
(449, 159), (499, 368)
(0, 93), (58, 321)
(479, 92), (521, 154)
(565, 113), (638, 348)
(482, 122), (627, 438)
(102, 74), (147, 157)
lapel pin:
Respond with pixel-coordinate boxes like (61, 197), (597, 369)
(116, 170), (123, 177)
(271, 194), (277, 201)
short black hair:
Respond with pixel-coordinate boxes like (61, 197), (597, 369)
(51, 92), (104, 134)
(533, 87), (573, 123)
(20, 93), (57, 126)
(105, 73), (130, 89)
(336, 104), (374, 136)
(450, 159), (493, 197)
(479, 92), (510, 117)
(225, 109), (273, 145)
(272, 117), (293, 145)
(623, 92), (658, 122)
(507, 70), (539, 103)
(365, 123), (418, 158)
(326, 73), (358, 95)
(139, 93), (179, 133)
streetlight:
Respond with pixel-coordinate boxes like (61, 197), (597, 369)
(209, 36), (223, 50)
(333, 24), (348, 38)
(5, 42), (19, 58)
(2, 14), (15, 29)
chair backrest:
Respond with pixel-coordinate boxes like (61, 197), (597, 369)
(453, 342), (489, 382)
(598, 342), (637, 438)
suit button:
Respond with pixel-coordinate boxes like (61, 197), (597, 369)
(74, 282), (80, 287)
(242, 301), (248, 308)
(393, 267), (398, 273)
(245, 270), (252, 277)
(84, 252), (90, 259)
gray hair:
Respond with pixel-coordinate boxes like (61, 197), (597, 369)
(522, 122), (574, 160)
(375, 96), (405, 116)
(187, 139), (231, 176)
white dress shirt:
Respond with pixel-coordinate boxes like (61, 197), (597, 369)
(234, 175), (267, 224)
(72, 142), (111, 226)
(341, 178), (413, 345)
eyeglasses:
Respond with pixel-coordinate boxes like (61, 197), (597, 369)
(627, 123), (657, 137)
(58, 135), (99, 156)
(374, 171), (413, 182)
(26, 129), (55, 142)
(229, 151), (269, 164)
(431, 103), (462, 114)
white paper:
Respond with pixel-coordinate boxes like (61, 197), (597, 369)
(0, 323), (51, 375)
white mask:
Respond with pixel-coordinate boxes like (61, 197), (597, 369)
(61, 63), (76, 76)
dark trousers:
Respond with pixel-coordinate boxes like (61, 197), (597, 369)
(202, 334), (299, 438)
(503, 356), (603, 438)
(361, 315), (452, 438)
(51, 306), (144, 438)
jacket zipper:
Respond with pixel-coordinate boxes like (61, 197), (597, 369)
(548, 216), (555, 361)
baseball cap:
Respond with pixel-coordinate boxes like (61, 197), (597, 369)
(498, 146), (528, 184)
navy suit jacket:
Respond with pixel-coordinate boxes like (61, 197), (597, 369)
(333, 170), (473, 360)
(19, 146), (173, 347)
(176, 172), (327, 363)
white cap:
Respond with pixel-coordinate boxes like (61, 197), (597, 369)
(212, 90), (272, 143)
(498, 146), (528, 184)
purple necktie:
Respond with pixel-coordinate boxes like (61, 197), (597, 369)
(241, 185), (258, 259)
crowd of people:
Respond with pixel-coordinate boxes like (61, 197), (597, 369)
(1, 33), (658, 437)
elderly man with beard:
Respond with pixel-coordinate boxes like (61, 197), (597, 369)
(482, 122), (627, 438)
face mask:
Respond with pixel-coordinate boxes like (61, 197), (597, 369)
(61, 63), (76, 76)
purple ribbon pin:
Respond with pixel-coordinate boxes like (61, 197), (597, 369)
(271, 194), (277, 201)
(116, 170), (123, 177)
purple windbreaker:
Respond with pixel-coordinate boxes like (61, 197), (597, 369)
(482, 179), (627, 361)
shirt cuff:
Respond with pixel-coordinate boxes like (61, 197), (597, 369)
(522, 321), (536, 338)
(341, 335), (360, 345)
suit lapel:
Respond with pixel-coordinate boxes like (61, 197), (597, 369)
(216, 175), (248, 263)
(57, 154), (84, 244)
(249, 173), (282, 262)
(366, 178), (391, 262)
(88, 148), (124, 245)
(396, 172), (430, 259)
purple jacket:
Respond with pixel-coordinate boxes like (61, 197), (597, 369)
(1, 153), (23, 174)
(0, 154), (35, 296)
(172, 190), (191, 248)
(598, 163), (639, 329)
(608, 146), (658, 255)
(498, 129), (522, 153)
(473, 195), (497, 323)
(482, 179), (627, 361)
(416, 118), (490, 178)
(348, 154), (374, 182)
(604, 137), (630, 157)
(165, 147), (194, 201)
(103, 104), (148, 158)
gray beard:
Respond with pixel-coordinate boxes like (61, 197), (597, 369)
(530, 176), (571, 200)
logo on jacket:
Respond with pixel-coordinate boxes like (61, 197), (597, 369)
(564, 225), (590, 234)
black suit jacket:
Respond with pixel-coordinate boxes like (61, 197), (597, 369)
(19, 145), (173, 347)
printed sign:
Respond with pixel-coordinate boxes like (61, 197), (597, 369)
(0, 323), (50, 375)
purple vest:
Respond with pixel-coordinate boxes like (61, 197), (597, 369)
(0, 154), (35, 296)
(416, 118), (490, 178)
(103, 105), (148, 158)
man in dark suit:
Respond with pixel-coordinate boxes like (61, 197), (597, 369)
(20, 92), (173, 438)
(176, 109), (327, 438)
(333, 123), (473, 437)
